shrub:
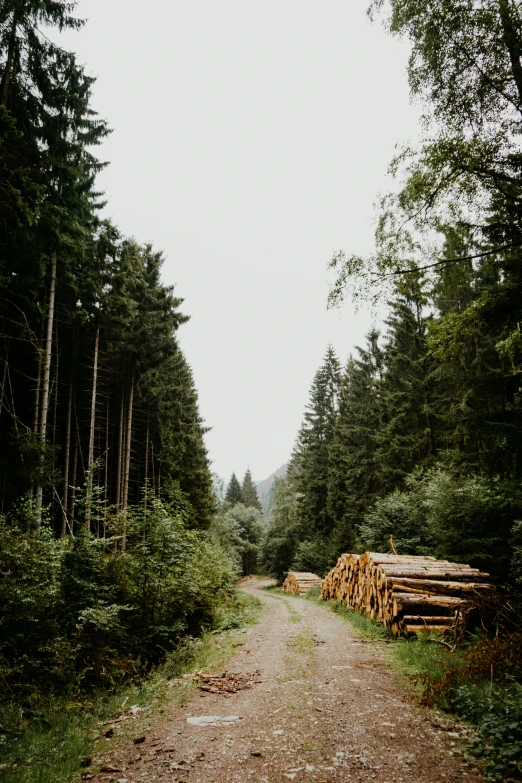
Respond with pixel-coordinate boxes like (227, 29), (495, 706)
(359, 464), (519, 579)
(0, 498), (237, 705)
(413, 634), (522, 781)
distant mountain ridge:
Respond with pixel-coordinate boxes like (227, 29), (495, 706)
(256, 463), (287, 515)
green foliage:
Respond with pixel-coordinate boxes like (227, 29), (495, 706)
(269, 345), (342, 576)
(0, 499), (236, 704)
(261, 476), (300, 581)
(209, 502), (265, 576)
(359, 465), (518, 577)
(358, 487), (431, 555)
(411, 634), (522, 781)
(327, 331), (383, 552)
(375, 278), (435, 490)
(0, 589), (262, 783)
(225, 473), (243, 506)
(241, 469), (262, 510)
(292, 346), (340, 538)
(0, 9), (215, 531)
(291, 537), (334, 578)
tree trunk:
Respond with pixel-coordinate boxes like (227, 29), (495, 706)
(36, 256), (57, 515)
(392, 591), (465, 618)
(498, 0), (522, 110)
(33, 322), (44, 434)
(104, 391), (109, 526)
(144, 415), (150, 515)
(122, 370), (134, 510)
(62, 380), (73, 537)
(0, 335), (10, 422)
(51, 324), (59, 520)
(0, 11), (19, 106)
(116, 387), (125, 509)
(85, 320), (100, 531)
(70, 443), (78, 530)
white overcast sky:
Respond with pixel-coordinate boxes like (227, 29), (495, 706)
(61, 0), (420, 483)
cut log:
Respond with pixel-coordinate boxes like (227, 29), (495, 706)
(402, 623), (452, 634)
(401, 615), (453, 624)
(392, 592), (466, 618)
(386, 577), (495, 596)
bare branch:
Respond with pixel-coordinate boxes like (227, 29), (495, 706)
(371, 243), (518, 281)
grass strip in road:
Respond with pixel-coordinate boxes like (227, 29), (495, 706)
(0, 590), (263, 783)
(262, 585), (304, 623)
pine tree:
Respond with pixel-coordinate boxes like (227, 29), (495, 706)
(225, 473), (243, 506)
(327, 331), (383, 552)
(375, 278), (435, 492)
(261, 476), (300, 581)
(291, 345), (340, 540)
(241, 469), (262, 510)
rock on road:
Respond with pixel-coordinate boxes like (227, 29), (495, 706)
(91, 579), (482, 783)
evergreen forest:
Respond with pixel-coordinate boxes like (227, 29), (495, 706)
(263, 0), (522, 592)
(4, 1), (522, 781)
(0, 0), (236, 752)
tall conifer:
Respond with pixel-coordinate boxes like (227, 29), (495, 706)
(225, 473), (243, 506)
(375, 279), (435, 492)
(242, 469), (262, 510)
(292, 345), (340, 537)
(327, 331), (383, 550)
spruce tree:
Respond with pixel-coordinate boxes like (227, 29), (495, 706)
(291, 346), (340, 541)
(327, 331), (383, 552)
(225, 473), (243, 506)
(241, 469), (262, 510)
(375, 278), (435, 492)
(261, 476), (300, 581)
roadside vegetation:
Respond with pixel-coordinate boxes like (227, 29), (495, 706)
(0, 3), (266, 779)
(0, 590), (262, 783)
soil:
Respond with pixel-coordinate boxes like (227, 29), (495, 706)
(89, 579), (483, 783)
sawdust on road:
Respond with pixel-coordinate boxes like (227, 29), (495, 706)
(90, 578), (482, 783)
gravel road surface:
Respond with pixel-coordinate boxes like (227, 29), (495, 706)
(90, 579), (482, 783)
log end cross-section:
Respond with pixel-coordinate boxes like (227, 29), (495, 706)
(282, 571), (323, 594)
(321, 552), (496, 636)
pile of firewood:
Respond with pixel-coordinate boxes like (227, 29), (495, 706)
(321, 552), (495, 636)
(282, 571), (323, 594)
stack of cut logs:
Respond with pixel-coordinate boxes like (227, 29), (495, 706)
(321, 552), (495, 636)
(282, 571), (323, 594)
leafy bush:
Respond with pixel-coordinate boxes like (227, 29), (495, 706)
(359, 487), (433, 554)
(0, 498), (236, 706)
(359, 464), (519, 578)
(416, 633), (522, 707)
(464, 686), (522, 782)
(261, 477), (300, 581)
(411, 634), (522, 781)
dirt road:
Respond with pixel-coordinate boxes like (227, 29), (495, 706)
(91, 579), (482, 783)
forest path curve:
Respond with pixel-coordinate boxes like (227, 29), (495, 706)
(91, 579), (482, 783)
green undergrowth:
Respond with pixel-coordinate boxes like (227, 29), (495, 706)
(307, 588), (522, 782)
(0, 590), (262, 783)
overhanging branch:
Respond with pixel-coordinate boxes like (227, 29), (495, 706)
(371, 242), (519, 280)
